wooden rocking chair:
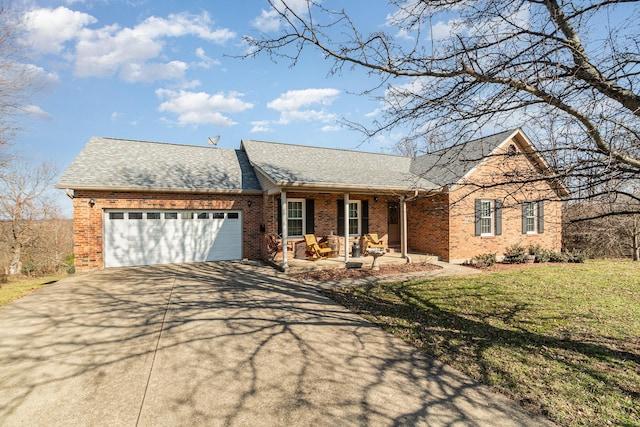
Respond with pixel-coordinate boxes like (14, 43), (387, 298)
(364, 233), (385, 254)
(304, 234), (333, 260)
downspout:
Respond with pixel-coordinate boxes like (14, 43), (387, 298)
(344, 193), (350, 265)
(281, 190), (288, 269)
(65, 188), (74, 199)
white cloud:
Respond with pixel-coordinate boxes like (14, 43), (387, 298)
(119, 61), (188, 83)
(22, 64), (60, 91)
(22, 105), (52, 120)
(156, 89), (254, 127)
(251, 0), (311, 32)
(194, 47), (220, 69)
(321, 125), (341, 132)
(267, 88), (340, 125)
(250, 120), (272, 133)
(23, 6), (96, 55)
(277, 109), (337, 125)
(431, 18), (464, 41)
(365, 108), (382, 118)
(22, 7), (235, 83)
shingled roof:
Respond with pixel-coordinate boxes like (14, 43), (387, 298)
(59, 129), (555, 196)
(410, 129), (516, 187)
(240, 139), (438, 192)
(56, 137), (262, 193)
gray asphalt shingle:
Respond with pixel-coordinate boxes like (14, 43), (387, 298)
(410, 129), (515, 187)
(240, 139), (438, 191)
(56, 137), (262, 192)
(58, 130), (519, 193)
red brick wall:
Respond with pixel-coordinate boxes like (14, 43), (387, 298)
(407, 192), (450, 259)
(405, 140), (564, 263)
(446, 142), (563, 263)
(72, 190), (263, 270)
(261, 192), (390, 258)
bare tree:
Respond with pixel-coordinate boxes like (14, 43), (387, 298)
(0, 159), (59, 275)
(245, 1), (640, 216)
(0, 0), (34, 155)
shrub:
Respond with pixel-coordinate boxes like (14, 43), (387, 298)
(564, 249), (586, 263)
(528, 244), (552, 263)
(471, 253), (496, 268)
(503, 244), (527, 264)
(21, 261), (36, 276)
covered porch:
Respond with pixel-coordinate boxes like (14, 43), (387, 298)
(274, 250), (439, 274)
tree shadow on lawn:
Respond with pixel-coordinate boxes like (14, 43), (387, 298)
(323, 283), (640, 424)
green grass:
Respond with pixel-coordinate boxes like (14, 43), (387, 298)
(323, 260), (640, 427)
(0, 273), (67, 307)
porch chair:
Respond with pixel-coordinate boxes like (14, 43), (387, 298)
(364, 233), (385, 254)
(303, 234), (333, 260)
(265, 234), (282, 261)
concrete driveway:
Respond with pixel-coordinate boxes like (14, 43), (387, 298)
(0, 262), (552, 426)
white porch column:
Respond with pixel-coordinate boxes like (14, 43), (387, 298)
(400, 195), (408, 259)
(344, 193), (350, 264)
(281, 190), (288, 269)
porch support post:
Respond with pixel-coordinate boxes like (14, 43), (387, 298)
(344, 193), (350, 264)
(400, 195), (408, 259)
(281, 190), (288, 269)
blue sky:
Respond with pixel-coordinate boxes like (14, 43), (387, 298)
(14, 0), (414, 215)
(17, 1), (401, 159)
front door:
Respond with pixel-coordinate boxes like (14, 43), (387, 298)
(387, 202), (400, 246)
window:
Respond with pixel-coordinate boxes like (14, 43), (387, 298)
(277, 198), (314, 237)
(147, 212), (161, 220)
(228, 212), (239, 219)
(165, 212), (178, 220)
(480, 200), (494, 235)
(475, 199), (502, 236)
(287, 199), (305, 237)
(197, 212), (209, 219)
(522, 201), (544, 234)
(348, 201), (361, 236)
(181, 212), (194, 220)
(336, 199), (368, 236)
(524, 202), (537, 233)
(109, 212), (124, 220)
(212, 212), (225, 219)
(128, 212), (143, 220)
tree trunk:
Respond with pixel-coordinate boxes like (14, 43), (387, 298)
(633, 217), (639, 262)
(8, 245), (22, 275)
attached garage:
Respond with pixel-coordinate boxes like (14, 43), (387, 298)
(104, 210), (243, 268)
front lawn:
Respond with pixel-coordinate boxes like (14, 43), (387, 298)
(323, 260), (639, 427)
(0, 274), (67, 307)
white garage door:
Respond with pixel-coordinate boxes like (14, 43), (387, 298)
(104, 210), (243, 268)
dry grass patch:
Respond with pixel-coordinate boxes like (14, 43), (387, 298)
(0, 274), (67, 307)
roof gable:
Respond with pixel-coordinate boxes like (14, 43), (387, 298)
(410, 129), (516, 187)
(56, 137), (262, 193)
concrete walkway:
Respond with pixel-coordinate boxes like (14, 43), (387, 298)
(0, 261), (550, 426)
(297, 260), (482, 290)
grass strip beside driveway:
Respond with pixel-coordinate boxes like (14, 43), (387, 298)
(323, 260), (640, 427)
(0, 274), (67, 306)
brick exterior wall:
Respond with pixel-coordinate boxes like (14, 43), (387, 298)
(405, 139), (563, 263)
(72, 190), (263, 270)
(262, 192), (390, 258)
(72, 137), (564, 269)
(407, 192), (450, 259)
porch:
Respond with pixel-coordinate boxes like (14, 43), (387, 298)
(273, 250), (439, 274)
